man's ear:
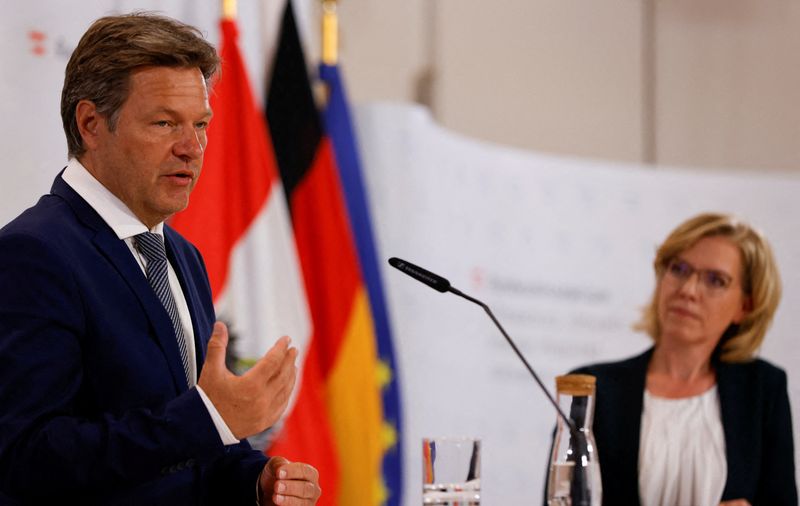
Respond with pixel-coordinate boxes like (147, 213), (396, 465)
(75, 100), (104, 150)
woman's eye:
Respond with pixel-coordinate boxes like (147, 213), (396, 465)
(669, 261), (691, 277)
(706, 272), (728, 289)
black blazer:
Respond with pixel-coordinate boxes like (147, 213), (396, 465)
(574, 348), (797, 506)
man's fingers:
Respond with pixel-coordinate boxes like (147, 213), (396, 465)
(247, 336), (293, 379)
(277, 348), (299, 387)
(273, 480), (321, 502)
(204, 322), (229, 370)
(271, 348), (298, 407)
(267, 456), (291, 476)
(275, 462), (319, 483)
(272, 462), (321, 504)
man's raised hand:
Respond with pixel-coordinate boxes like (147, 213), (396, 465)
(198, 322), (298, 439)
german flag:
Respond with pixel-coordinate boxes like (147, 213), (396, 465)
(264, 4), (385, 505)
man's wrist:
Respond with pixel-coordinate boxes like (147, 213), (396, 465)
(195, 385), (239, 445)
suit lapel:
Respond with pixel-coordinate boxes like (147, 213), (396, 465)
(717, 362), (749, 499)
(51, 175), (189, 392)
(616, 349), (649, 501)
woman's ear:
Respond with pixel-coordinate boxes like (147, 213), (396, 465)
(732, 296), (753, 324)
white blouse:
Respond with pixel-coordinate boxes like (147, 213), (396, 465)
(638, 386), (727, 506)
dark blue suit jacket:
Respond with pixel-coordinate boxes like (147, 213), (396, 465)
(575, 348), (797, 505)
(0, 175), (267, 504)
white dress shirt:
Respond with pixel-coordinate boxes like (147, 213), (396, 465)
(62, 158), (238, 445)
(638, 385), (727, 506)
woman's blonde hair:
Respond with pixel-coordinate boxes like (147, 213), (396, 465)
(635, 213), (782, 362)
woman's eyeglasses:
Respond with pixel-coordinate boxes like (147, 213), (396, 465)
(664, 258), (735, 294)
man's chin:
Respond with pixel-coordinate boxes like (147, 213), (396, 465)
(148, 198), (191, 225)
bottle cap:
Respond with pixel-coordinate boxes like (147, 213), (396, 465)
(555, 374), (596, 396)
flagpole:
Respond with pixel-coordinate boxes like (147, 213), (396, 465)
(321, 0), (338, 65)
(223, 0), (237, 20)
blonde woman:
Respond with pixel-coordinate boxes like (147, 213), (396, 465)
(576, 213), (796, 505)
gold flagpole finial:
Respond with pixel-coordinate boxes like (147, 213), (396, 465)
(321, 0), (338, 65)
(222, 0), (237, 20)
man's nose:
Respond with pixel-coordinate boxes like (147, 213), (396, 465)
(174, 127), (205, 161)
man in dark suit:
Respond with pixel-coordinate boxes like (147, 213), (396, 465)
(0, 13), (321, 505)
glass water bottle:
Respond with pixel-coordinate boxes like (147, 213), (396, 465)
(546, 374), (602, 506)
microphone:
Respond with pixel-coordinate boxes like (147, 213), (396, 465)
(388, 257), (577, 435)
(388, 257), (450, 293)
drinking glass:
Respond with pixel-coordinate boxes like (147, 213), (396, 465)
(422, 436), (481, 505)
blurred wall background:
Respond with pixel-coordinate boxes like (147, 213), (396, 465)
(321, 0), (800, 171)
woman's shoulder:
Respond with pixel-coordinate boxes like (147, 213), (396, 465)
(719, 356), (788, 386)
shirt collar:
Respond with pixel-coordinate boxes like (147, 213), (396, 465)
(61, 158), (164, 240)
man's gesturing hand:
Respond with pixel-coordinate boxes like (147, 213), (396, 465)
(260, 456), (321, 505)
(198, 322), (298, 439)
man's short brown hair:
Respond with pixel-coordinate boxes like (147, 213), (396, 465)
(61, 12), (220, 158)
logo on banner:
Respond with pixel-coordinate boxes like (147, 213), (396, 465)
(27, 28), (74, 59)
(28, 30), (46, 56)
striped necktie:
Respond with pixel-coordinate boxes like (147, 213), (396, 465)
(134, 232), (192, 385)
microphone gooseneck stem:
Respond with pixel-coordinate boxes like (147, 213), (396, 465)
(448, 285), (579, 437)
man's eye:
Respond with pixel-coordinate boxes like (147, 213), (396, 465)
(154, 120), (171, 127)
(195, 121), (208, 129)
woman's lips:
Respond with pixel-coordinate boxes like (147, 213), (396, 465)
(667, 305), (700, 320)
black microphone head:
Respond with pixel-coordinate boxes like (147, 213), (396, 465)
(388, 257), (451, 293)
